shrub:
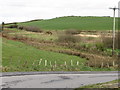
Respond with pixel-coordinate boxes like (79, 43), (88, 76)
(86, 55), (118, 68)
(18, 26), (23, 30)
(18, 26), (43, 33)
(58, 34), (80, 43)
(57, 30), (81, 43)
(95, 43), (105, 51)
(103, 37), (113, 48)
(101, 32), (118, 49)
(45, 31), (52, 35)
(6, 25), (18, 28)
(101, 32), (112, 48)
(65, 29), (81, 35)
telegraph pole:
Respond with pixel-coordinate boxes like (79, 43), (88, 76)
(2, 22), (4, 31)
(109, 7), (119, 55)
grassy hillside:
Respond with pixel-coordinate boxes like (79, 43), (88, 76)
(2, 38), (89, 72)
(19, 16), (117, 30)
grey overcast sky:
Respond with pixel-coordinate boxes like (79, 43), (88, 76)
(0, 0), (119, 23)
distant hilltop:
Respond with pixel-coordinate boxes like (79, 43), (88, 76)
(2, 16), (117, 31)
(2, 16), (111, 24)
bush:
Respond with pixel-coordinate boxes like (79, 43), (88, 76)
(102, 37), (113, 48)
(86, 55), (118, 68)
(5, 23), (18, 28)
(57, 30), (81, 43)
(18, 26), (43, 33)
(95, 43), (105, 51)
(65, 29), (81, 35)
(101, 32), (113, 48)
(58, 34), (80, 43)
(45, 31), (52, 35)
(101, 32), (118, 49)
(6, 25), (18, 28)
(18, 26), (24, 30)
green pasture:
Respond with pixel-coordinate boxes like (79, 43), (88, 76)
(2, 38), (114, 72)
(19, 16), (117, 30)
(2, 38), (86, 72)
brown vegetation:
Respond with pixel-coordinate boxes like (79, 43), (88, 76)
(57, 30), (80, 43)
(45, 31), (52, 35)
(18, 26), (43, 33)
(2, 29), (119, 69)
(101, 31), (119, 49)
(65, 29), (81, 35)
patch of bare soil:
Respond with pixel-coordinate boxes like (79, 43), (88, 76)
(75, 33), (112, 38)
(17, 31), (44, 35)
(75, 34), (101, 38)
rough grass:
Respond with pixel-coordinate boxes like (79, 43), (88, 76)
(4, 28), (58, 41)
(2, 29), (119, 71)
(75, 79), (120, 89)
(2, 38), (87, 72)
(19, 16), (117, 31)
(2, 37), (116, 72)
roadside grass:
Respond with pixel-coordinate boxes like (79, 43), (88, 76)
(19, 16), (117, 31)
(2, 29), (119, 71)
(2, 38), (86, 72)
(75, 79), (120, 89)
(2, 38), (116, 72)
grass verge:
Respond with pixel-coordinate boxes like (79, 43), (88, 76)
(75, 79), (120, 89)
(2, 38), (86, 72)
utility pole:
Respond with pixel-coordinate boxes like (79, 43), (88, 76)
(109, 7), (119, 55)
(2, 22), (4, 31)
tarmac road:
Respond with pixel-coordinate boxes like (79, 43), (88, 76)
(0, 71), (118, 89)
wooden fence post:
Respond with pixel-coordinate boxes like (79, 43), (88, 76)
(107, 60), (110, 68)
(77, 61), (79, 66)
(107, 63), (110, 68)
(113, 61), (115, 66)
(64, 61), (67, 66)
(101, 62), (104, 68)
(71, 60), (73, 66)
(45, 60), (47, 66)
(65, 61), (67, 65)
(39, 59), (42, 65)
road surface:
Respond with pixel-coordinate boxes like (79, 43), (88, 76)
(0, 71), (118, 89)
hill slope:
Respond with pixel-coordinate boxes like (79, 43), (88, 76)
(19, 16), (116, 30)
(2, 38), (87, 72)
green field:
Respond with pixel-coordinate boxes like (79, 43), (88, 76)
(19, 16), (117, 30)
(2, 37), (115, 72)
(2, 38), (86, 72)
(2, 16), (119, 72)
